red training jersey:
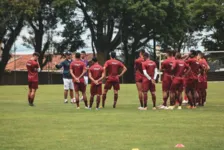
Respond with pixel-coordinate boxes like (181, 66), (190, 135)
(172, 59), (189, 77)
(199, 58), (209, 82)
(89, 63), (104, 84)
(161, 57), (175, 76)
(70, 60), (86, 83)
(185, 58), (201, 79)
(26, 59), (39, 82)
(142, 59), (157, 79)
(134, 57), (144, 75)
(104, 59), (125, 76)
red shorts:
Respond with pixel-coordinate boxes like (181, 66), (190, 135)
(74, 82), (86, 92)
(135, 72), (143, 83)
(170, 77), (184, 92)
(185, 78), (198, 90)
(197, 81), (207, 90)
(90, 84), (102, 95)
(162, 75), (172, 91)
(142, 79), (156, 93)
(28, 81), (38, 89)
(104, 81), (120, 90)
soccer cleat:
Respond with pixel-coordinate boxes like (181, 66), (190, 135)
(96, 108), (100, 111)
(159, 105), (168, 110)
(187, 105), (193, 109)
(85, 107), (90, 109)
(167, 106), (175, 110)
(64, 99), (68, 103)
(139, 107), (147, 110)
(76, 107), (80, 110)
(29, 103), (34, 106)
(177, 106), (182, 110)
(152, 107), (157, 110)
(192, 106), (197, 109)
(138, 107), (143, 110)
(182, 100), (188, 105)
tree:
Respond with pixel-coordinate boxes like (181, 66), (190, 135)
(0, 0), (37, 84)
(23, 0), (83, 69)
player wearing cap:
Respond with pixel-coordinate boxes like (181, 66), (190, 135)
(102, 52), (127, 108)
(55, 51), (75, 103)
(26, 52), (41, 106)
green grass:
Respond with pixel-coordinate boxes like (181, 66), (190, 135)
(0, 83), (224, 150)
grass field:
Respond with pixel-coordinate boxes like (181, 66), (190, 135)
(0, 83), (224, 150)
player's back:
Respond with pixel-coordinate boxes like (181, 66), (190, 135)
(173, 59), (188, 77)
(161, 58), (175, 75)
(70, 60), (85, 77)
(142, 60), (156, 78)
(186, 58), (200, 79)
(135, 57), (144, 74)
(26, 59), (38, 82)
(105, 59), (123, 76)
(90, 63), (103, 80)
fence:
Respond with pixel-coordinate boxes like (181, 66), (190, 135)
(1, 71), (224, 85)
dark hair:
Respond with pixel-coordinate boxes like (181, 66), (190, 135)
(110, 51), (116, 58)
(64, 51), (72, 55)
(166, 50), (173, 57)
(144, 52), (149, 58)
(140, 49), (145, 55)
(190, 50), (197, 58)
(92, 57), (98, 62)
(75, 52), (81, 59)
(33, 52), (40, 57)
(175, 52), (182, 59)
(81, 51), (86, 54)
(196, 50), (202, 55)
(198, 52), (204, 58)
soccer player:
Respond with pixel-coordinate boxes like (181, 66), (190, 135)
(185, 50), (201, 109)
(70, 52), (88, 109)
(169, 52), (189, 110)
(55, 51), (75, 103)
(159, 50), (175, 109)
(89, 57), (104, 110)
(141, 53), (158, 110)
(197, 51), (210, 106)
(102, 52), (127, 108)
(134, 49), (145, 109)
(26, 52), (41, 106)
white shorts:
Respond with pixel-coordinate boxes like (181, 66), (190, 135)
(63, 78), (74, 90)
(84, 76), (88, 85)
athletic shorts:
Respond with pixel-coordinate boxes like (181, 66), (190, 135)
(142, 79), (156, 93)
(28, 81), (38, 89)
(197, 81), (207, 90)
(170, 77), (184, 92)
(74, 82), (86, 92)
(91, 84), (102, 95)
(84, 76), (88, 85)
(63, 78), (74, 90)
(162, 75), (172, 91)
(104, 81), (120, 90)
(185, 78), (198, 91)
(135, 72), (143, 83)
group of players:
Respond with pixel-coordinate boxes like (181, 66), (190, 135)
(26, 49), (209, 110)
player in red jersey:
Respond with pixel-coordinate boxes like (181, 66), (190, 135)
(197, 51), (210, 106)
(70, 52), (88, 109)
(134, 49), (145, 109)
(89, 57), (104, 110)
(159, 50), (175, 109)
(185, 50), (202, 108)
(169, 52), (189, 110)
(102, 52), (127, 108)
(141, 53), (158, 110)
(26, 52), (40, 106)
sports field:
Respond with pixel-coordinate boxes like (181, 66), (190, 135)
(0, 83), (224, 150)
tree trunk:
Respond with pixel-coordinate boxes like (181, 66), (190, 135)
(97, 51), (108, 66)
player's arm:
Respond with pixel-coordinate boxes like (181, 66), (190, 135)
(55, 61), (63, 69)
(118, 64), (127, 77)
(142, 63), (151, 80)
(69, 64), (78, 82)
(37, 60), (41, 72)
(89, 71), (97, 84)
(154, 68), (158, 80)
(78, 67), (87, 79)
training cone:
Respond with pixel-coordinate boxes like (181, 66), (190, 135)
(175, 144), (185, 148)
